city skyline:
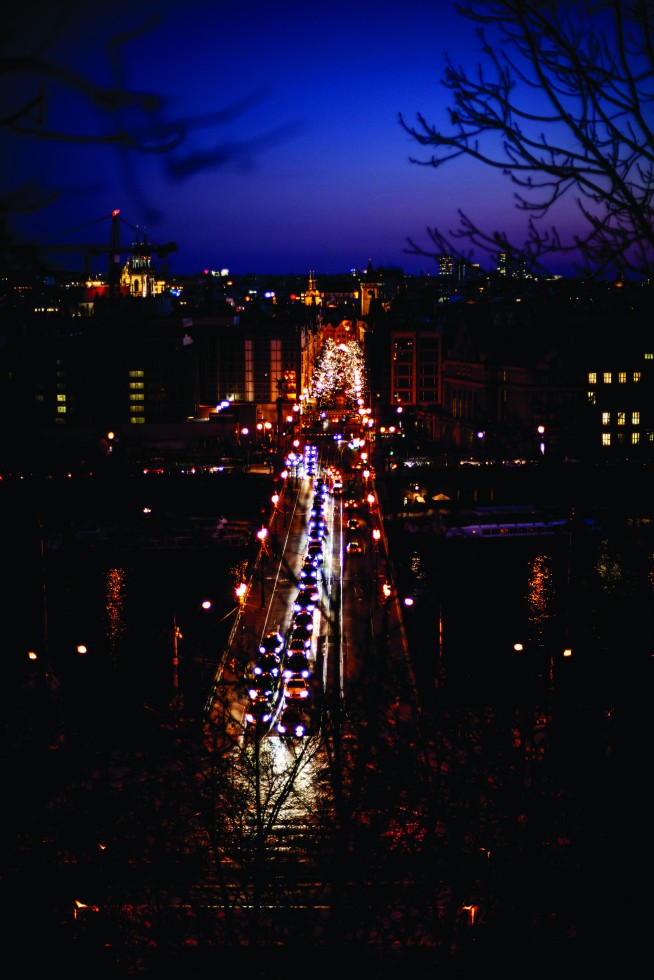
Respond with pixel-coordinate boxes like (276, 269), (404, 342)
(2, 1), (599, 280)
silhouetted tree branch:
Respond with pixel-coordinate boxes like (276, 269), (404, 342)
(399, 0), (654, 279)
(1, 3), (295, 227)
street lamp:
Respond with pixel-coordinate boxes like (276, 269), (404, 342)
(257, 527), (268, 607)
(271, 493), (279, 535)
(372, 528), (381, 604)
(280, 470), (289, 525)
(241, 426), (250, 471)
(172, 612), (183, 724)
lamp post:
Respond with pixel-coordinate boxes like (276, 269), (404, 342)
(241, 426), (250, 471)
(257, 527), (268, 607)
(280, 469), (288, 525)
(235, 581), (247, 608)
(172, 612), (182, 725)
(372, 528), (381, 605)
(271, 493), (279, 535)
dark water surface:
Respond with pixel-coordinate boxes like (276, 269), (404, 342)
(4, 471), (275, 746)
(6, 463), (653, 739)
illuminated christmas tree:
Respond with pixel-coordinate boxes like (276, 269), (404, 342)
(310, 339), (366, 407)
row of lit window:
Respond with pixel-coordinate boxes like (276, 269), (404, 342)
(588, 371), (642, 384)
(602, 411), (640, 426)
(602, 432), (641, 445)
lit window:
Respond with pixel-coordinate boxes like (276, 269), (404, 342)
(587, 391), (597, 405)
(645, 353), (653, 360)
(130, 417), (145, 424)
(632, 411), (640, 425)
(618, 372), (627, 383)
(617, 412), (626, 426)
(128, 370), (145, 378)
(634, 371), (641, 382)
(129, 393), (145, 401)
(588, 372), (597, 384)
(56, 394), (66, 403)
(603, 372), (612, 384)
(602, 433), (611, 446)
(129, 382), (145, 390)
(632, 432), (640, 444)
(602, 412), (610, 426)
(57, 405), (66, 414)
(130, 405), (144, 414)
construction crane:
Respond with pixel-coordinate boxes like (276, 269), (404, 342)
(13, 210), (177, 284)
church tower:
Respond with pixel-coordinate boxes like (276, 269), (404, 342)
(304, 270), (322, 306)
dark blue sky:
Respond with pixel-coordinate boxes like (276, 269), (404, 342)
(3, 1), (582, 278)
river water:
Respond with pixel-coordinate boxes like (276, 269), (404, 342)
(382, 460), (654, 765)
(5, 461), (652, 754)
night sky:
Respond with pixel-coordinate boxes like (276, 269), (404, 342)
(3, 1), (585, 278)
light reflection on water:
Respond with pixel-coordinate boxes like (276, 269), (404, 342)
(387, 523), (654, 706)
(104, 566), (127, 659)
(525, 553), (556, 649)
(41, 548), (247, 721)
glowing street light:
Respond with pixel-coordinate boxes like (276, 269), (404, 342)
(372, 528), (381, 605)
(257, 527), (269, 607)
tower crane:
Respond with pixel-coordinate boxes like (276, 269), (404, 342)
(13, 210), (177, 284)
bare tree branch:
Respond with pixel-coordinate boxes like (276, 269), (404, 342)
(399, 0), (654, 279)
(0, 3), (296, 227)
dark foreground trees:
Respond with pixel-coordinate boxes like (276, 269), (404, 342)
(400, 0), (654, 280)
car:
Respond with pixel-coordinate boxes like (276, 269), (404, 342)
(258, 630), (284, 656)
(253, 651), (282, 678)
(284, 675), (311, 700)
(299, 561), (318, 580)
(292, 611), (314, 632)
(293, 590), (316, 613)
(247, 675), (276, 702)
(275, 706), (309, 738)
(245, 698), (276, 725)
(297, 580), (319, 599)
(346, 539), (363, 554)
(288, 629), (311, 650)
(346, 517), (359, 531)
(306, 543), (324, 564)
(283, 652), (311, 679)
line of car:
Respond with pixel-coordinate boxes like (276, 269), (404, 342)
(245, 445), (325, 737)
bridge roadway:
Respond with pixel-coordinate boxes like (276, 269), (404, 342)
(203, 465), (420, 737)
